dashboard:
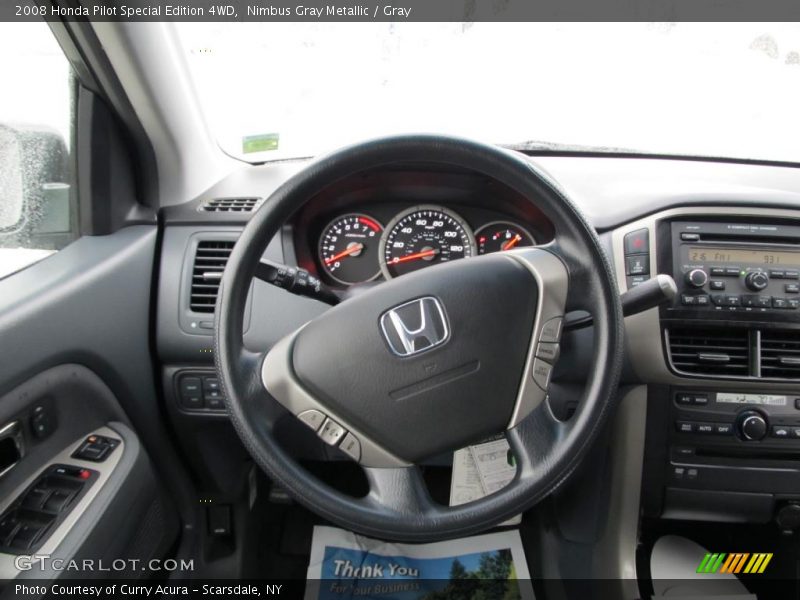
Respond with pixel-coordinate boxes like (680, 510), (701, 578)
(154, 152), (800, 533)
(288, 167), (554, 288)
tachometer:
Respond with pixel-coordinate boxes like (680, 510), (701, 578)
(475, 222), (536, 254)
(318, 214), (383, 285)
(379, 206), (476, 279)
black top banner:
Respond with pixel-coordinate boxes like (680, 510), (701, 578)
(3, 0), (800, 22)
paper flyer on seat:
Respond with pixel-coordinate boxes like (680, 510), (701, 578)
(305, 525), (535, 599)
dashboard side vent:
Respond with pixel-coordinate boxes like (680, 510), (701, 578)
(760, 330), (800, 380)
(189, 241), (235, 313)
(200, 197), (263, 213)
(667, 327), (750, 377)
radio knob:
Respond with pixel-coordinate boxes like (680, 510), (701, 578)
(737, 410), (768, 441)
(685, 269), (708, 288)
(745, 271), (769, 291)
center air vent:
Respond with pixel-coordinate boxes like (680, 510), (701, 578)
(760, 330), (800, 380)
(189, 241), (235, 313)
(200, 197), (263, 213)
(667, 327), (751, 377)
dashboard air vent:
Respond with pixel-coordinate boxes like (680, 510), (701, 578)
(200, 197), (263, 213)
(667, 327), (750, 377)
(760, 330), (800, 380)
(189, 241), (235, 313)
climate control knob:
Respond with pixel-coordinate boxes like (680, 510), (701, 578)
(737, 410), (768, 441)
(685, 269), (708, 288)
(745, 271), (769, 291)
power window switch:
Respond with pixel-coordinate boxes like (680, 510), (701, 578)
(10, 523), (48, 550)
(0, 513), (20, 545)
(22, 487), (50, 510)
(208, 505), (231, 537)
(43, 490), (74, 514)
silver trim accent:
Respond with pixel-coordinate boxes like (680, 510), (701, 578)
(503, 247), (569, 428)
(380, 296), (449, 357)
(261, 335), (410, 468)
(0, 426), (124, 577)
(611, 205), (800, 389)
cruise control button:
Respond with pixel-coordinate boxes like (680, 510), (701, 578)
(297, 410), (326, 432)
(318, 418), (347, 446)
(339, 433), (361, 462)
(539, 317), (562, 343)
(535, 342), (560, 362)
(531, 359), (553, 390)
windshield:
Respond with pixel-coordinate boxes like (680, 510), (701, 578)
(175, 23), (800, 164)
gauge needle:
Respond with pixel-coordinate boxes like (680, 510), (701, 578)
(501, 234), (522, 251)
(392, 249), (440, 264)
(324, 243), (364, 265)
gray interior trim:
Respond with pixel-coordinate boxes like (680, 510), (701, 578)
(0, 424), (128, 579)
(591, 385), (647, 597)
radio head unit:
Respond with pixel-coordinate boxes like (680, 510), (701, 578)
(668, 221), (800, 320)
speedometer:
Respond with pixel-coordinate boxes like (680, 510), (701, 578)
(379, 206), (476, 279)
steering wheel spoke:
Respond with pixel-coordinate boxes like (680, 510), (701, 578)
(505, 403), (569, 475)
(362, 466), (438, 516)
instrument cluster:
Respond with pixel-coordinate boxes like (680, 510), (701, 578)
(315, 205), (539, 286)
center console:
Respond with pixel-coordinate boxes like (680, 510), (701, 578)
(614, 208), (800, 530)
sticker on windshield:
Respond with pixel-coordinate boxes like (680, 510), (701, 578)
(242, 133), (279, 153)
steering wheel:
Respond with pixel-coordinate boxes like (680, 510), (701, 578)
(215, 135), (623, 542)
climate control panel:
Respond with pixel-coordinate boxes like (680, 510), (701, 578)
(672, 390), (800, 443)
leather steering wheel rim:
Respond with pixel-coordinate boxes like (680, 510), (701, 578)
(215, 135), (624, 541)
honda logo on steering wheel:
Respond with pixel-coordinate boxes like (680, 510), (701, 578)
(380, 297), (450, 357)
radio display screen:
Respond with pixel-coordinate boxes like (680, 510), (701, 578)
(717, 393), (788, 406)
(688, 246), (800, 267)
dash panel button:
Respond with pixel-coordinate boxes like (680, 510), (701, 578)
(539, 317), (563, 343)
(531, 359), (553, 390)
(339, 433), (361, 462)
(297, 409), (326, 432)
(318, 418), (347, 446)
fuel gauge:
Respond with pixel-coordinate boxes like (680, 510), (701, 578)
(475, 222), (536, 255)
